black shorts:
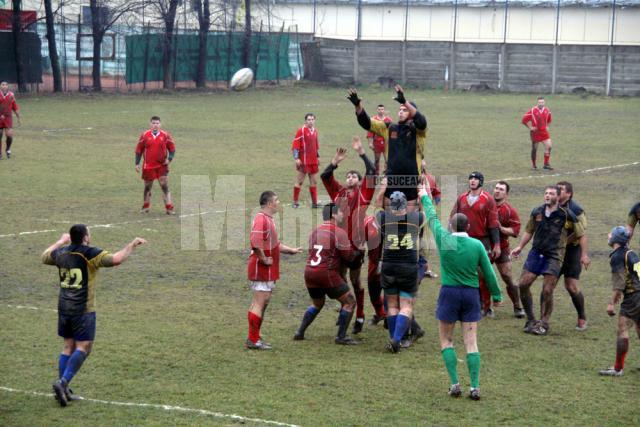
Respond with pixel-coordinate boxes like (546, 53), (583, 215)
(307, 282), (351, 300)
(342, 250), (365, 270)
(620, 292), (640, 324)
(58, 312), (96, 341)
(560, 244), (582, 279)
(381, 262), (418, 296)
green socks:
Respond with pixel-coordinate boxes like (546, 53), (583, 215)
(467, 352), (481, 389)
(441, 347), (459, 385)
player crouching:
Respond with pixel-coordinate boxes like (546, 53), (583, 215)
(599, 226), (640, 376)
(294, 203), (361, 345)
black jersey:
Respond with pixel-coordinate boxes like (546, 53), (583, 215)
(376, 210), (424, 264)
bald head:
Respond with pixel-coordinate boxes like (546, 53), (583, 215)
(450, 213), (469, 233)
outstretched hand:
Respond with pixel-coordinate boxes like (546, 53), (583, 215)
(351, 136), (365, 155)
(131, 237), (148, 247)
(393, 84), (406, 104)
(332, 147), (348, 165)
(346, 88), (361, 107)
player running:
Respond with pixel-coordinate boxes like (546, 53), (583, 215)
(135, 116), (176, 215)
(321, 136), (376, 333)
(522, 96), (553, 170)
(42, 225), (147, 407)
(366, 104), (392, 175)
(291, 113), (321, 208)
(599, 226), (640, 377)
(511, 185), (582, 335)
(246, 191), (302, 350)
(0, 81), (21, 159)
(348, 85), (427, 209)
(293, 203), (361, 345)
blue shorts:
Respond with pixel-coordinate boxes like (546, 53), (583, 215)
(58, 312), (96, 341)
(524, 248), (562, 277)
(436, 286), (481, 323)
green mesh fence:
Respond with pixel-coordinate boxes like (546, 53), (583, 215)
(125, 32), (293, 84)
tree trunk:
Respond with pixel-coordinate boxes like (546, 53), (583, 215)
(11, 0), (27, 92)
(90, 0), (104, 91)
(195, 0), (210, 88)
(243, 0), (251, 67)
(162, 0), (180, 90)
(44, 0), (62, 92)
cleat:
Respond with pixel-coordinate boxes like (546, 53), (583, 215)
(245, 338), (272, 350)
(140, 207), (150, 213)
(292, 202), (300, 209)
(482, 308), (495, 319)
(65, 387), (80, 402)
(352, 318), (364, 334)
(469, 388), (481, 401)
(166, 209), (176, 215)
(448, 383), (462, 398)
(293, 331), (305, 341)
(368, 314), (385, 326)
(532, 165), (537, 170)
(523, 320), (537, 333)
(52, 379), (68, 407)
(385, 339), (400, 353)
(5, 151), (10, 159)
(425, 270), (438, 278)
(311, 202), (322, 209)
(530, 322), (549, 336)
(335, 336), (359, 345)
(514, 308), (526, 319)
(411, 327), (425, 344)
(599, 367), (623, 377)
(575, 320), (588, 332)
(543, 164), (554, 170)
(400, 339), (412, 349)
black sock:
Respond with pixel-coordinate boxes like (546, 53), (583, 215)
(569, 291), (586, 320)
(521, 292), (535, 321)
(5, 136), (12, 152)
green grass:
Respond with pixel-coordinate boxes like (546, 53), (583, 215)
(1, 85), (640, 426)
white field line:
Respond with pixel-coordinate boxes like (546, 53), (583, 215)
(0, 386), (299, 427)
(5, 304), (57, 313)
(0, 161), (637, 240)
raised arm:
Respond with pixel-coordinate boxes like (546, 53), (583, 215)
(111, 237), (147, 266)
(41, 233), (71, 265)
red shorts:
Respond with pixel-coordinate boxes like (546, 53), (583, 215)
(142, 165), (169, 181)
(372, 138), (385, 154)
(304, 268), (345, 288)
(297, 163), (319, 175)
(530, 130), (550, 143)
(0, 115), (13, 129)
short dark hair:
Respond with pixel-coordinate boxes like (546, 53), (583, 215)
(377, 104), (384, 108)
(537, 96), (544, 101)
(305, 113), (315, 120)
(70, 224), (89, 245)
(259, 191), (277, 207)
(323, 203), (339, 221)
(496, 180), (510, 194)
(556, 181), (573, 199)
(450, 213), (468, 233)
(345, 170), (362, 181)
(150, 115), (161, 121)
(544, 185), (560, 195)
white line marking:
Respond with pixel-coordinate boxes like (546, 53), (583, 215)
(5, 304), (57, 313)
(0, 161), (637, 240)
(0, 386), (298, 426)
(42, 127), (93, 133)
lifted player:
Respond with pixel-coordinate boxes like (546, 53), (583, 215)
(135, 116), (176, 215)
(599, 226), (640, 377)
(294, 203), (360, 345)
(0, 81), (21, 159)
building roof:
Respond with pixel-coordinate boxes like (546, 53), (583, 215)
(273, 0), (639, 7)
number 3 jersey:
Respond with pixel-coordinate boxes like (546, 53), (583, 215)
(42, 245), (114, 315)
(376, 210), (425, 264)
(305, 222), (358, 273)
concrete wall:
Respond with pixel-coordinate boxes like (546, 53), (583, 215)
(318, 38), (640, 95)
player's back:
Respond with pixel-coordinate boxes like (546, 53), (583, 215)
(306, 223), (351, 271)
(378, 210), (423, 264)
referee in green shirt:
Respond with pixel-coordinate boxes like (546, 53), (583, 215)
(419, 183), (501, 400)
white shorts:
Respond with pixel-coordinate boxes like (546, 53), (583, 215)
(250, 281), (276, 292)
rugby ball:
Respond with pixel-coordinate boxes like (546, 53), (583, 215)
(230, 68), (254, 91)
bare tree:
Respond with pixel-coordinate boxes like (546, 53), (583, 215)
(243, 0), (251, 67)
(11, 0), (27, 92)
(44, 0), (62, 92)
(193, 0), (211, 88)
(149, 0), (180, 89)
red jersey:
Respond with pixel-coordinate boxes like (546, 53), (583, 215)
(247, 212), (281, 281)
(306, 222), (356, 272)
(452, 190), (500, 239)
(423, 172), (441, 202)
(291, 126), (319, 166)
(364, 215), (381, 278)
(322, 173), (375, 248)
(367, 115), (392, 153)
(496, 201), (521, 250)
(135, 130), (176, 170)
(522, 106), (552, 142)
(0, 91), (19, 128)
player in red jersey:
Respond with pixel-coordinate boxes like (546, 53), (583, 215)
(493, 181), (525, 318)
(294, 203), (361, 345)
(247, 191), (302, 350)
(321, 136), (376, 334)
(0, 81), (21, 159)
(451, 171), (501, 317)
(291, 113), (321, 208)
(364, 215), (386, 325)
(135, 116), (176, 215)
(366, 104), (392, 175)
(522, 96), (553, 170)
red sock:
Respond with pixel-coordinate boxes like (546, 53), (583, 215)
(143, 201), (150, 209)
(165, 203), (174, 210)
(544, 153), (550, 165)
(374, 296), (386, 317)
(355, 288), (365, 319)
(614, 337), (629, 371)
(479, 277), (491, 311)
(309, 186), (318, 204)
(247, 311), (261, 343)
(293, 186), (301, 203)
